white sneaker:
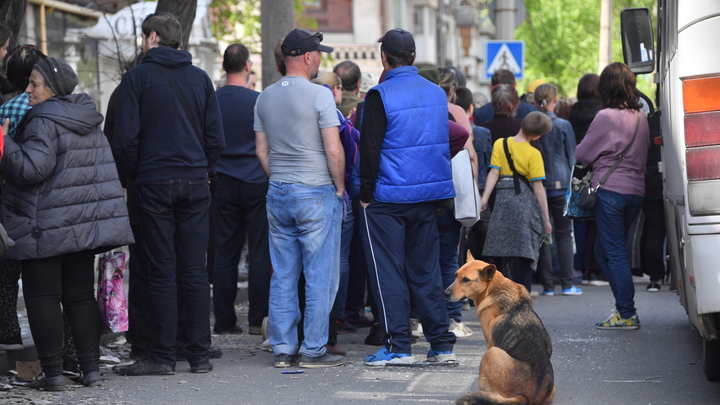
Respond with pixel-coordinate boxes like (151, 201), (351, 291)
(449, 319), (473, 338)
(427, 349), (457, 363)
(262, 339), (272, 352)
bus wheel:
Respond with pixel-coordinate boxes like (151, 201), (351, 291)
(704, 339), (720, 381)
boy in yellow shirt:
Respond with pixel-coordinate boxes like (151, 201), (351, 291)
(480, 112), (552, 293)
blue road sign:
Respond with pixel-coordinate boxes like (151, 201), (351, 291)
(485, 40), (525, 80)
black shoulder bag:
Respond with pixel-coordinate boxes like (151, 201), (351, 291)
(578, 114), (642, 210)
(503, 137), (533, 195)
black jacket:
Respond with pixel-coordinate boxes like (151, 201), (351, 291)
(111, 46), (225, 185)
(1, 94), (134, 260)
(568, 98), (602, 144)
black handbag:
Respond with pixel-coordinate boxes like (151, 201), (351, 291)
(578, 114), (641, 211)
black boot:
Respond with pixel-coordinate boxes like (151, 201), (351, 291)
(364, 322), (385, 346)
(28, 375), (65, 391)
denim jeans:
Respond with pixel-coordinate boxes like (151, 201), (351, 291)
(212, 174), (271, 331)
(266, 182), (343, 358)
(437, 208), (462, 322)
(539, 194), (576, 290)
(333, 210), (355, 322)
(22, 250), (100, 376)
(594, 188), (643, 319)
(136, 178), (212, 367)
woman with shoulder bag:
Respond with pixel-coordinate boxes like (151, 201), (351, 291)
(576, 62), (650, 330)
(1, 58), (134, 390)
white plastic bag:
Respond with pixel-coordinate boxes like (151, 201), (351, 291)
(451, 149), (481, 227)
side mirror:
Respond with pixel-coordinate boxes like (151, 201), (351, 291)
(620, 8), (655, 75)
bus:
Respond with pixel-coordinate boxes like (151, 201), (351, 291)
(621, 2), (720, 381)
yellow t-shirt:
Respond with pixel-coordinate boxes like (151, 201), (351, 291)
(489, 137), (545, 182)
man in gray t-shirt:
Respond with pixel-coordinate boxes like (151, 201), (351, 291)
(254, 29), (345, 369)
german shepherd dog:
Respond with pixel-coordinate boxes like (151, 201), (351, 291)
(445, 252), (555, 405)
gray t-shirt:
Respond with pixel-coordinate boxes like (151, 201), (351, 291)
(254, 76), (340, 186)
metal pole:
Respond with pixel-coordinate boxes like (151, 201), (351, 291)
(39, 2), (46, 55)
(260, 0), (294, 89)
(599, 0), (612, 71)
(495, 0), (516, 40)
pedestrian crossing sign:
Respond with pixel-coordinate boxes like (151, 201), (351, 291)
(485, 40), (524, 79)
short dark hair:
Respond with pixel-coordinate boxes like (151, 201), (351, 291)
(576, 73), (600, 100)
(521, 111), (553, 137)
(0, 23), (11, 48)
(454, 87), (474, 112)
(5, 45), (46, 92)
(382, 46), (414, 68)
(490, 69), (516, 86)
(223, 43), (249, 74)
(333, 60), (361, 91)
(491, 84), (519, 117)
(599, 62), (642, 110)
(142, 12), (183, 49)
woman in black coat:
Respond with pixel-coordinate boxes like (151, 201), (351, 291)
(1, 58), (134, 390)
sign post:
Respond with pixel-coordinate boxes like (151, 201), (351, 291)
(485, 40), (525, 80)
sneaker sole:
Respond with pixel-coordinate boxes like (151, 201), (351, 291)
(596, 325), (639, 330)
(562, 292), (583, 296)
(365, 357), (416, 367)
(298, 359), (346, 368)
(589, 281), (610, 286)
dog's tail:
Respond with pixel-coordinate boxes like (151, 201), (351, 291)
(455, 391), (528, 405)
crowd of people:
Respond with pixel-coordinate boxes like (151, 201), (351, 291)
(0, 12), (665, 390)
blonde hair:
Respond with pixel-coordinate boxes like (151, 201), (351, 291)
(311, 71), (341, 88)
(534, 83), (557, 112)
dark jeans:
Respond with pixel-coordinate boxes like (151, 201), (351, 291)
(126, 225), (153, 358)
(212, 174), (271, 331)
(437, 208), (462, 321)
(22, 250), (100, 376)
(136, 178), (212, 367)
(595, 188), (643, 319)
(539, 194), (575, 290)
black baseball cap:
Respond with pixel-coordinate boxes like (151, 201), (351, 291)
(378, 28), (415, 57)
(281, 29), (333, 56)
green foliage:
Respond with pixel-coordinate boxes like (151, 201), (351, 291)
(514, 0), (656, 99)
(208, 0), (316, 53)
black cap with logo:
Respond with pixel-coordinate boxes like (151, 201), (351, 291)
(378, 28), (416, 57)
(281, 29), (334, 56)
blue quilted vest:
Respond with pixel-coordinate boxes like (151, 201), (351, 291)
(371, 66), (455, 203)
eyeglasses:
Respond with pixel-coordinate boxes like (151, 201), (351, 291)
(248, 60), (253, 67)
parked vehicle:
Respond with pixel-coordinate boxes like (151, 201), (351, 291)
(621, 2), (720, 381)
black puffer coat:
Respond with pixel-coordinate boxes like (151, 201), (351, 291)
(1, 94), (134, 260)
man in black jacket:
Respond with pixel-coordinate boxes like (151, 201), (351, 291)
(112, 12), (225, 376)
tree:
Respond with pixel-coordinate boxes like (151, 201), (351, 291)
(0, 0), (27, 48)
(156, 0), (198, 50)
(514, 0), (655, 98)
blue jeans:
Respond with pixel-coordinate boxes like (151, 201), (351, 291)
(266, 182), (343, 357)
(212, 174), (271, 331)
(594, 188), (643, 319)
(136, 179), (212, 367)
(438, 208), (462, 322)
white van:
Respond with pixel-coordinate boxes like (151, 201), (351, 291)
(621, 2), (720, 381)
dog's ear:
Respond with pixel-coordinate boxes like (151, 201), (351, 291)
(466, 250), (475, 262)
(478, 264), (497, 281)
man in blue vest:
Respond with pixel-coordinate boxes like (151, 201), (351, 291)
(359, 28), (458, 366)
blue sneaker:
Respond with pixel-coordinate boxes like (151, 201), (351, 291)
(364, 347), (416, 366)
(427, 349), (457, 363)
(562, 286), (583, 296)
(541, 290), (555, 296)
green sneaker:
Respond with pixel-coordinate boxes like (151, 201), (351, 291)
(596, 312), (639, 330)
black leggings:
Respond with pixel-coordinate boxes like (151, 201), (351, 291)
(22, 250), (101, 377)
(487, 256), (534, 293)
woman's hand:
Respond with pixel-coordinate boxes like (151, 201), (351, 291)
(545, 221), (552, 235)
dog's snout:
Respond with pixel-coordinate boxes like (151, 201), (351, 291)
(444, 285), (455, 301)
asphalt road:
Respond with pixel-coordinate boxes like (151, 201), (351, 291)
(4, 282), (720, 405)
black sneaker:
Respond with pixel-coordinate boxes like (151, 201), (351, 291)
(647, 282), (661, 292)
(117, 359), (175, 376)
(28, 374), (65, 391)
(274, 354), (296, 368)
(336, 319), (357, 333)
(298, 353), (346, 368)
(364, 323), (384, 346)
(190, 361), (213, 373)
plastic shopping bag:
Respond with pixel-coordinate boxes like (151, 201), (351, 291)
(96, 251), (129, 334)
